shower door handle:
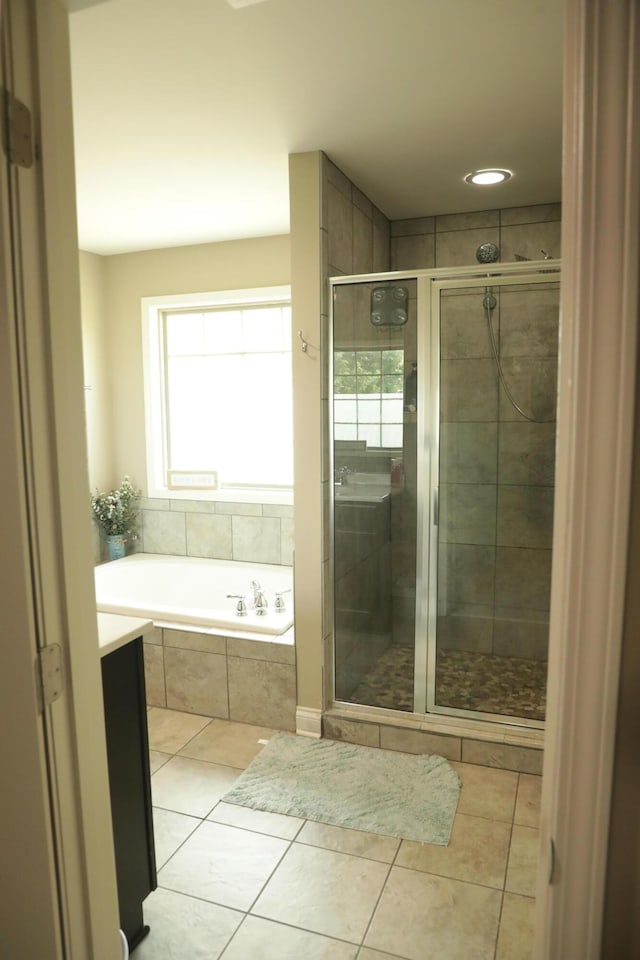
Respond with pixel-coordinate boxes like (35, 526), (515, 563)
(433, 488), (439, 526)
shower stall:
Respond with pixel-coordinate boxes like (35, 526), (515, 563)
(330, 258), (560, 728)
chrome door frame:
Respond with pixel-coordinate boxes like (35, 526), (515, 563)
(422, 268), (560, 729)
(329, 261), (560, 732)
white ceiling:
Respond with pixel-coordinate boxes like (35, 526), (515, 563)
(69, 0), (564, 255)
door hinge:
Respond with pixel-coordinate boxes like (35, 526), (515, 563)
(37, 644), (64, 709)
(548, 836), (556, 884)
(1, 87), (34, 168)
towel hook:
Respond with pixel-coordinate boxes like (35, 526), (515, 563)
(298, 330), (309, 353)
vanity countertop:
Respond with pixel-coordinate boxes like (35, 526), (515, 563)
(98, 612), (154, 658)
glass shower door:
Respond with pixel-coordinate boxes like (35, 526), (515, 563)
(332, 278), (418, 712)
(425, 273), (560, 725)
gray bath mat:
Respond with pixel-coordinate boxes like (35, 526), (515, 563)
(221, 733), (460, 845)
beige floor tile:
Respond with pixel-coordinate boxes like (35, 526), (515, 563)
(506, 825), (540, 897)
(147, 706), (211, 754)
(158, 820), (289, 911)
(496, 893), (536, 960)
(364, 866), (501, 960)
(451, 761), (518, 822)
(152, 807), (200, 869)
(149, 750), (172, 774)
(178, 717), (277, 768)
(396, 812), (511, 889)
(133, 886), (242, 960)
(208, 801), (304, 840)
(222, 915), (359, 959)
(297, 821), (400, 864)
(514, 774), (542, 827)
(252, 843), (389, 943)
(151, 755), (240, 818)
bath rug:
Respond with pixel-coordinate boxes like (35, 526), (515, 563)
(221, 733), (460, 845)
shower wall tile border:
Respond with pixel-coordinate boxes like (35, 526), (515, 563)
(461, 739), (544, 775)
(435, 209), (500, 233)
(323, 716), (381, 748)
(379, 724), (462, 761)
(391, 216), (435, 237)
(322, 711), (543, 774)
(500, 203), (562, 226)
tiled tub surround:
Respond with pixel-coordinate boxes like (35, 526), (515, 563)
(143, 623), (296, 732)
(135, 497), (294, 566)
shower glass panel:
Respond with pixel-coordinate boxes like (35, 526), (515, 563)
(428, 276), (559, 724)
(333, 279), (417, 711)
(331, 265), (560, 728)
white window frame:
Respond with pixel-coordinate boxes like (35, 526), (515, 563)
(141, 285), (293, 504)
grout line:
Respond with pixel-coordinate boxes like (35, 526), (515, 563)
(217, 913), (250, 958)
(244, 833), (297, 916)
(151, 807), (202, 871)
(358, 859), (394, 950)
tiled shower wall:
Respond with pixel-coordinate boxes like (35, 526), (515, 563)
(393, 203), (561, 663)
(322, 158), (560, 676)
(320, 155), (391, 686)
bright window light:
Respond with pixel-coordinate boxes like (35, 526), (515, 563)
(142, 286), (292, 503)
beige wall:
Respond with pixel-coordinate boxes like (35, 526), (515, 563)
(98, 234), (291, 487)
(79, 250), (113, 492)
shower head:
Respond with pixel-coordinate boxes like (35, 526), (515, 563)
(476, 242), (500, 264)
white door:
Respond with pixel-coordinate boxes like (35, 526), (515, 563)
(0, 0), (120, 956)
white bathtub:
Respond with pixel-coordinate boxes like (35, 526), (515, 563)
(94, 553), (294, 636)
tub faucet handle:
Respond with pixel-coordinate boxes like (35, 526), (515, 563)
(274, 588), (292, 612)
(227, 594), (247, 616)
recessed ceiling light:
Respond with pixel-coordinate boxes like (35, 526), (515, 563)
(464, 169), (512, 186)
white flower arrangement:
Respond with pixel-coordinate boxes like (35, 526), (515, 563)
(91, 476), (140, 539)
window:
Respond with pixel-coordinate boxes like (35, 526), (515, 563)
(333, 348), (404, 448)
(142, 286), (292, 501)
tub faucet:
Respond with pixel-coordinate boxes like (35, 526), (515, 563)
(250, 580), (268, 616)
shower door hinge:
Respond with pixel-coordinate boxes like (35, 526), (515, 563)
(433, 488), (439, 526)
(37, 644), (64, 710)
(1, 87), (34, 168)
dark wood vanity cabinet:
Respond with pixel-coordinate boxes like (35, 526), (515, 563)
(101, 636), (157, 952)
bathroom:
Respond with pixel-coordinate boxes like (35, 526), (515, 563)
(3, 0), (639, 956)
(72, 2), (563, 953)
(83, 159), (559, 959)
(84, 161), (560, 749)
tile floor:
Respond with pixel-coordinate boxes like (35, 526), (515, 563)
(137, 706), (541, 960)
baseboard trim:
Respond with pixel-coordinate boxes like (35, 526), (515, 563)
(296, 706), (322, 738)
